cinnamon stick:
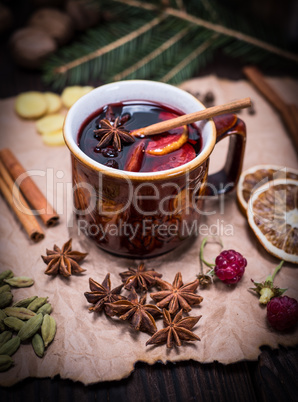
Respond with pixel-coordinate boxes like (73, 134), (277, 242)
(0, 149), (59, 227)
(132, 97), (251, 137)
(243, 66), (298, 152)
(0, 162), (44, 242)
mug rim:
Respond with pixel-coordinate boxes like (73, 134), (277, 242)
(63, 80), (217, 181)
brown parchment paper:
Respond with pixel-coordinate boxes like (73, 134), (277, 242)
(0, 76), (297, 387)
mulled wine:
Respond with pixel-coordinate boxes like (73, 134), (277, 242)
(78, 101), (202, 172)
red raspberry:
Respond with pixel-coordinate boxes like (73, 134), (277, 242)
(267, 296), (298, 331)
(214, 250), (247, 284)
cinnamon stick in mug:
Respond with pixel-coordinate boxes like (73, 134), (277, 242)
(0, 160), (44, 242)
(0, 148), (59, 227)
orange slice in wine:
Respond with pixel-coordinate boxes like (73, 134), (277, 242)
(151, 143), (196, 172)
(146, 126), (188, 156)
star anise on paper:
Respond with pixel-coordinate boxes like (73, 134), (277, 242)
(84, 274), (125, 316)
(150, 272), (203, 314)
(41, 238), (88, 277)
(94, 116), (135, 151)
(106, 288), (162, 334)
(146, 309), (201, 348)
(119, 263), (162, 292)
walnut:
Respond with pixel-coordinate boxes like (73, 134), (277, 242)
(10, 27), (57, 69)
(66, 0), (100, 31)
(0, 4), (13, 34)
(28, 8), (74, 45)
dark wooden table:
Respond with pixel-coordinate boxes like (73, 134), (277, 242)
(0, 39), (297, 402)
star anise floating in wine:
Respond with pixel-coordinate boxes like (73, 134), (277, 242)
(42, 238), (88, 277)
(146, 309), (201, 348)
(94, 116), (135, 151)
(106, 288), (162, 334)
(150, 272), (203, 314)
(84, 274), (125, 316)
(119, 263), (162, 292)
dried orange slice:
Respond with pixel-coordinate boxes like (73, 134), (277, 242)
(247, 178), (298, 263)
(237, 165), (298, 214)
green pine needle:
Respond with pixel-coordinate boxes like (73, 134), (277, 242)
(42, 0), (298, 89)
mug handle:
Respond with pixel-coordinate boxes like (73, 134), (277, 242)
(206, 113), (246, 196)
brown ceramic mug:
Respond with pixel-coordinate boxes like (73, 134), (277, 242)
(63, 80), (246, 258)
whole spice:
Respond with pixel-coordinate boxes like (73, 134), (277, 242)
(0, 331), (12, 348)
(4, 307), (36, 320)
(0, 270), (14, 286)
(107, 288), (162, 334)
(0, 336), (20, 356)
(0, 284), (10, 294)
(119, 263), (162, 292)
(27, 297), (48, 312)
(0, 309), (7, 331)
(4, 317), (25, 332)
(146, 309), (201, 348)
(18, 313), (43, 341)
(37, 303), (52, 316)
(0, 292), (13, 308)
(150, 272), (202, 314)
(250, 261), (287, 304)
(0, 355), (13, 372)
(32, 333), (44, 358)
(4, 276), (34, 288)
(0, 148), (59, 227)
(13, 296), (38, 308)
(42, 238), (88, 277)
(94, 117), (135, 151)
(41, 314), (56, 347)
(1, 292), (56, 372)
(84, 274), (124, 316)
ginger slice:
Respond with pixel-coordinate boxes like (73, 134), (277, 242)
(42, 129), (65, 146)
(15, 91), (47, 119)
(36, 113), (65, 135)
(44, 92), (62, 114)
(146, 126), (188, 156)
(61, 86), (94, 109)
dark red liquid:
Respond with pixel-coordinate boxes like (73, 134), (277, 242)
(78, 101), (202, 172)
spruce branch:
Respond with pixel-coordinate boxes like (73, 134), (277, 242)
(116, 0), (298, 63)
(113, 26), (190, 81)
(54, 14), (167, 75)
(161, 33), (219, 82)
(43, 0), (298, 88)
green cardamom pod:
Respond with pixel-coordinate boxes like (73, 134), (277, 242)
(27, 297), (48, 312)
(0, 292), (13, 308)
(0, 270), (14, 286)
(32, 333), (44, 358)
(0, 355), (13, 372)
(13, 296), (38, 308)
(41, 314), (56, 347)
(4, 307), (36, 320)
(0, 284), (11, 294)
(37, 303), (52, 316)
(4, 317), (25, 332)
(4, 277), (34, 288)
(18, 313), (43, 341)
(0, 331), (12, 348)
(0, 336), (20, 356)
(0, 309), (7, 332)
